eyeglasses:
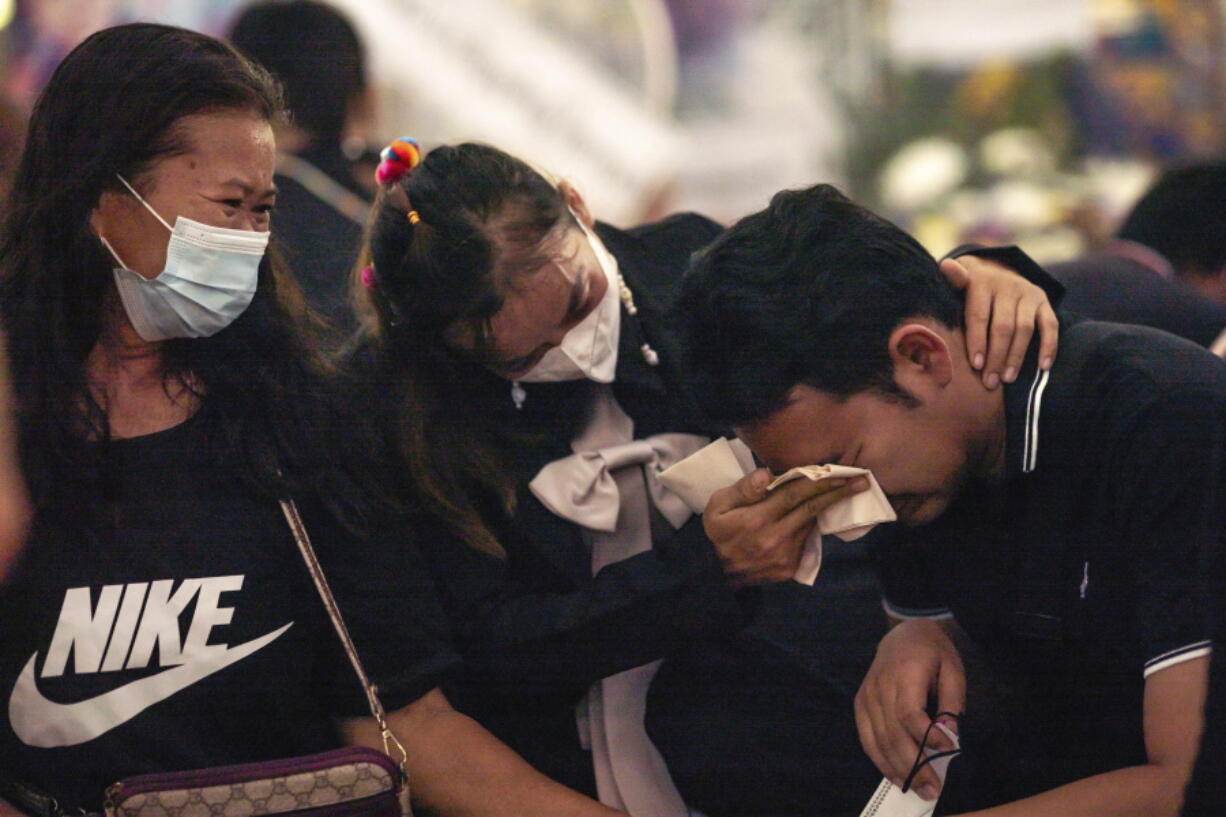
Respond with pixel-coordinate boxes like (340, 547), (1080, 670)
(901, 712), (962, 795)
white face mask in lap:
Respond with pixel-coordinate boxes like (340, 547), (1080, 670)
(101, 174), (269, 341)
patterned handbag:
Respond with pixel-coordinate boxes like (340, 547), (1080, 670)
(103, 499), (412, 817)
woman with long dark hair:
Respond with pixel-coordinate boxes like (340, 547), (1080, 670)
(352, 140), (1063, 816)
(0, 332), (28, 580)
(0, 25), (620, 817)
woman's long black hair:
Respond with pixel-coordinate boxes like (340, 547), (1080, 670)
(0, 23), (375, 535)
(356, 143), (578, 555)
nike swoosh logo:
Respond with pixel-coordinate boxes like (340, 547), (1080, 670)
(8, 623), (292, 748)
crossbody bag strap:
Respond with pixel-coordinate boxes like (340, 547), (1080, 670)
(278, 498), (410, 777)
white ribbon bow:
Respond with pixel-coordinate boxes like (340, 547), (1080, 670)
(530, 434), (710, 532)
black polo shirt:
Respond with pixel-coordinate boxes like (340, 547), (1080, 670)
(878, 317), (1225, 785)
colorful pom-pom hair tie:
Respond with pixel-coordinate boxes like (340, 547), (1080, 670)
(359, 265), (377, 289)
(375, 136), (421, 187)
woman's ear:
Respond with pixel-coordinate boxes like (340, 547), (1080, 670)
(557, 180), (595, 230)
(89, 191), (120, 238)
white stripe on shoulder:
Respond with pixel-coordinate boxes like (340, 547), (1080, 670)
(1022, 369), (1042, 471)
(1143, 640), (1213, 678)
(1023, 368), (1050, 473)
(881, 599), (954, 621)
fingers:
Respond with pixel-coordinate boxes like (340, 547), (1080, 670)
(727, 471), (864, 524)
(938, 257), (971, 291)
(765, 478), (867, 551)
(856, 685), (950, 801)
(953, 253), (1060, 387)
(959, 265), (993, 374)
(707, 475), (869, 585)
(1036, 301), (1059, 370)
(983, 289), (1059, 385)
(735, 478), (868, 584)
(773, 471), (866, 506)
(705, 468), (769, 515)
(1000, 296), (1035, 384)
(981, 292), (1020, 389)
(808, 476), (870, 511)
(782, 477), (868, 530)
(854, 621), (964, 801)
(854, 684), (892, 784)
(935, 653), (966, 728)
(856, 665), (929, 792)
(899, 652), (965, 799)
(900, 716), (945, 799)
(888, 674), (938, 788)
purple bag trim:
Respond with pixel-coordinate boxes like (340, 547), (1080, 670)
(258, 792), (402, 817)
(105, 746), (400, 800)
(109, 789), (399, 817)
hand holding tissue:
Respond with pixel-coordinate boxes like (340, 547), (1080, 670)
(658, 437), (895, 585)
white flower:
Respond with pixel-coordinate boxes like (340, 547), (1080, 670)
(879, 138), (969, 212)
(980, 127), (1055, 177)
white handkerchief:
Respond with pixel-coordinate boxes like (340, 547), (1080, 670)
(766, 464), (896, 541)
(657, 438), (896, 585)
(859, 724), (960, 817)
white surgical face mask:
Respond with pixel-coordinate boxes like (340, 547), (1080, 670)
(517, 218), (621, 384)
(102, 174), (269, 342)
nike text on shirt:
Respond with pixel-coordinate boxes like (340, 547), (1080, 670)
(8, 576), (292, 748)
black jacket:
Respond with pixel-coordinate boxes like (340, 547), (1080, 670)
(415, 214), (749, 791)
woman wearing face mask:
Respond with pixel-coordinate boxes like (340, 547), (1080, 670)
(352, 140), (1063, 817)
(0, 25), (623, 817)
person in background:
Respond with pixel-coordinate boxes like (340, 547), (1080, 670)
(0, 75), (34, 584)
(1051, 161), (1226, 355)
(0, 70), (33, 586)
(0, 23), (621, 817)
(677, 183), (1222, 817)
(229, 0), (377, 336)
(350, 139), (1060, 817)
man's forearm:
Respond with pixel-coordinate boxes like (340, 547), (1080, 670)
(953, 761), (1190, 817)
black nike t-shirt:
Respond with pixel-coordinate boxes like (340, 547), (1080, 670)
(0, 416), (458, 810)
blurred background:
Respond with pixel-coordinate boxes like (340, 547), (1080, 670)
(0, 0), (1223, 263)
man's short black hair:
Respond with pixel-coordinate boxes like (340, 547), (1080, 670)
(678, 184), (962, 427)
(1117, 161), (1226, 279)
(229, 0), (366, 146)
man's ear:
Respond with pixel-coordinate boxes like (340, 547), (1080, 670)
(888, 322), (954, 390)
(557, 180), (595, 230)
